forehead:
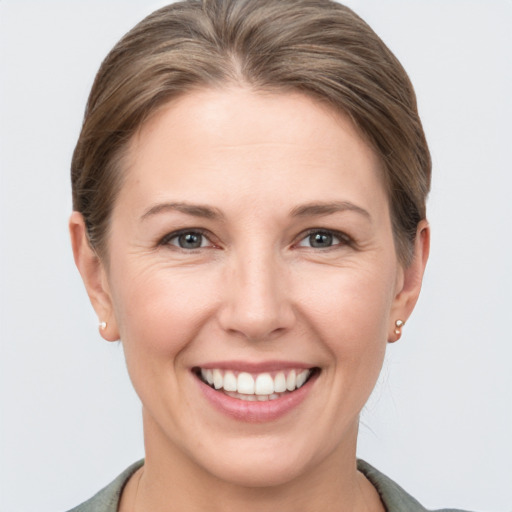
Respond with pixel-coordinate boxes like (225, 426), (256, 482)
(131, 87), (376, 161)
(121, 87), (387, 216)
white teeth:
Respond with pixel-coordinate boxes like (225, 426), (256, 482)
(213, 369), (223, 390)
(274, 372), (287, 393)
(223, 371), (237, 392)
(286, 370), (296, 391)
(201, 368), (214, 386)
(200, 368), (314, 397)
(296, 370), (309, 388)
(255, 373), (274, 395)
(237, 372), (255, 394)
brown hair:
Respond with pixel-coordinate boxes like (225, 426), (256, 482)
(71, 0), (431, 264)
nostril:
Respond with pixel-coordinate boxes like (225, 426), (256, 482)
(219, 305), (296, 343)
(217, 267), (295, 341)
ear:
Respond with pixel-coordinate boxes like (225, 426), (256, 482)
(388, 220), (430, 342)
(69, 212), (120, 341)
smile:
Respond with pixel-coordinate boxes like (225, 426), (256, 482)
(195, 367), (318, 402)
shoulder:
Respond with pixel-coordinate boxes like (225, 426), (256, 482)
(357, 459), (472, 512)
(66, 460), (143, 512)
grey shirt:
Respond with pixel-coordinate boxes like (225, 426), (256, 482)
(67, 459), (471, 512)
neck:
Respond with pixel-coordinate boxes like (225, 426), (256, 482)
(127, 411), (383, 512)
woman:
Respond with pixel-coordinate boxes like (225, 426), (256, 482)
(68, 1), (467, 510)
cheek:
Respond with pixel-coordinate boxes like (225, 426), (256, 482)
(302, 266), (393, 409)
(296, 261), (397, 349)
(110, 269), (220, 415)
(110, 265), (219, 359)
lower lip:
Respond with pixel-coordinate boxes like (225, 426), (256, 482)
(196, 372), (318, 423)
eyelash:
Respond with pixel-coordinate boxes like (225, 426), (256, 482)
(158, 228), (353, 251)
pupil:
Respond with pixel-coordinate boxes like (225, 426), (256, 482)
(179, 233), (202, 248)
(311, 232), (332, 247)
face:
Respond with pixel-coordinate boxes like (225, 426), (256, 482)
(90, 88), (412, 487)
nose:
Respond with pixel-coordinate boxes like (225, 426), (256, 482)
(218, 249), (295, 342)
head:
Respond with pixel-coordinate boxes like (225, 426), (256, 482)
(72, 0), (430, 266)
(70, 0), (430, 493)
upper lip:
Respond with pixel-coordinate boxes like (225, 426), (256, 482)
(194, 360), (316, 373)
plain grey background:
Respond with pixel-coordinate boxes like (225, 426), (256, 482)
(1, 1), (511, 511)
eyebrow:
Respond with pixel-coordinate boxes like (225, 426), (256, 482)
(141, 202), (225, 221)
(290, 201), (371, 220)
(141, 200), (371, 222)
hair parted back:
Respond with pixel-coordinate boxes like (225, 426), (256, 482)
(72, 0), (431, 264)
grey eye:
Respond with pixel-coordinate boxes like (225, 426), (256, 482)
(297, 229), (348, 249)
(308, 231), (334, 248)
(177, 232), (203, 249)
(166, 231), (208, 249)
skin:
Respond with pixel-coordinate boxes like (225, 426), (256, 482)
(70, 87), (429, 511)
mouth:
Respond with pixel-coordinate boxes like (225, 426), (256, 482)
(193, 366), (320, 402)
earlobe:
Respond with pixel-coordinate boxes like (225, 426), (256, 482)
(388, 220), (430, 342)
(69, 212), (120, 342)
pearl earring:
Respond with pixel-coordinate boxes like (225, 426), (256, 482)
(99, 321), (107, 330)
(393, 319), (405, 339)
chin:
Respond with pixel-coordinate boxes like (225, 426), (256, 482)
(201, 452), (311, 488)
(185, 432), (330, 489)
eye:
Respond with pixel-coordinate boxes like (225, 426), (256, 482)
(297, 229), (348, 249)
(161, 230), (212, 250)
